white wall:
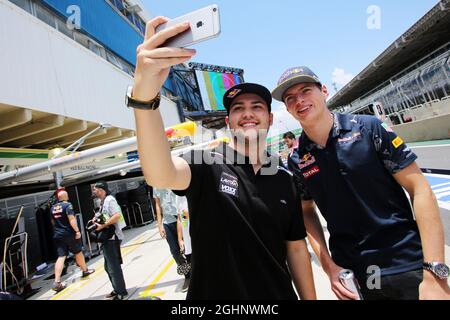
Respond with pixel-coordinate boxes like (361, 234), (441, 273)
(0, 0), (180, 129)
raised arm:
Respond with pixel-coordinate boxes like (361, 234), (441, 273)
(132, 17), (197, 190)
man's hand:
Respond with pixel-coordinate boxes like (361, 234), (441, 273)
(75, 231), (81, 240)
(326, 262), (359, 300)
(159, 225), (166, 239)
(419, 271), (450, 300)
(95, 223), (106, 232)
(133, 17), (197, 102)
(179, 240), (185, 253)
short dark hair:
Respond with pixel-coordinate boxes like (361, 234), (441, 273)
(283, 132), (295, 140)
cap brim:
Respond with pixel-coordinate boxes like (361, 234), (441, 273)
(223, 83), (272, 112)
(272, 75), (320, 102)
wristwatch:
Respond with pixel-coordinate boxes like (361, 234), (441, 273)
(125, 85), (161, 110)
(423, 262), (450, 279)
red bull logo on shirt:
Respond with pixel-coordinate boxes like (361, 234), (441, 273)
(299, 153), (316, 169)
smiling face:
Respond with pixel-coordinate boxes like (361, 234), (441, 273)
(225, 93), (273, 143)
(283, 83), (329, 127)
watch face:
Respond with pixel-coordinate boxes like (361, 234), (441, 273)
(435, 264), (450, 279)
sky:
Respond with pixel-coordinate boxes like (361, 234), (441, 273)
(141, 0), (439, 135)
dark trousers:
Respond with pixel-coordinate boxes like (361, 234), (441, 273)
(163, 222), (190, 278)
(102, 239), (127, 296)
(359, 269), (423, 300)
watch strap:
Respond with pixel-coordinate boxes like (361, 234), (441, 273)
(423, 262), (433, 271)
(126, 86), (161, 110)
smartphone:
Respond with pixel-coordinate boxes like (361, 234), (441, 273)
(155, 4), (221, 48)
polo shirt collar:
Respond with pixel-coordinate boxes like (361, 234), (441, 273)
(332, 112), (353, 137)
(299, 112), (353, 150)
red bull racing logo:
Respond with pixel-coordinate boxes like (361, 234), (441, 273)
(298, 153), (316, 169)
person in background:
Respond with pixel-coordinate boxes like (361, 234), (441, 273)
(93, 181), (128, 300)
(283, 131), (297, 151)
(176, 196), (191, 293)
(50, 189), (94, 292)
(154, 189), (190, 291)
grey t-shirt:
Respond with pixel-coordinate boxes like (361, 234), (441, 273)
(154, 189), (178, 225)
(101, 195), (126, 240)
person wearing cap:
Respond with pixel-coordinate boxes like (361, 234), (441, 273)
(126, 17), (316, 300)
(93, 181), (128, 300)
(272, 66), (450, 300)
(50, 189), (94, 292)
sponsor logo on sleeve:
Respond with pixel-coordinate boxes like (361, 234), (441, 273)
(392, 136), (404, 149)
(302, 166), (320, 179)
(219, 172), (239, 197)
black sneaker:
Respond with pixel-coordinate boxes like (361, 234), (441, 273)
(112, 294), (128, 300)
(81, 269), (95, 278)
(181, 278), (190, 293)
(105, 291), (118, 299)
(52, 282), (66, 292)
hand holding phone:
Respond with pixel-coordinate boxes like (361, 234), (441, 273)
(133, 5), (221, 102)
(155, 4), (221, 48)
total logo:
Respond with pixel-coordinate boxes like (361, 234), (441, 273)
(302, 166), (320, 179)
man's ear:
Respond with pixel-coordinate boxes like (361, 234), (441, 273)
(225, 116), (229, 127)
(269, 113), (273, 126)
(321, 84), (329, 99)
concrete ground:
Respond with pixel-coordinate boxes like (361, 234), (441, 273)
(28, 221), (336, 300)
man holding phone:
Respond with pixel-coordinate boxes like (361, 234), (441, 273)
(127, 17), (316, 300)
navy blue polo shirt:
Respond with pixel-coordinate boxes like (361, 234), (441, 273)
(291, 113), (423, 279)
(51, 200), (76, 239)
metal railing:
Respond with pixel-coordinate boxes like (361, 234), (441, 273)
(1, 232), (28, 293)
(120, 202), (153, 228)
(385, 96), (450, 126)
(130, 202), (145, 227)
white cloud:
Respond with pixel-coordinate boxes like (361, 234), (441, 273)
(331, 68), (354, 87)
(268, 104), (302, 138)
